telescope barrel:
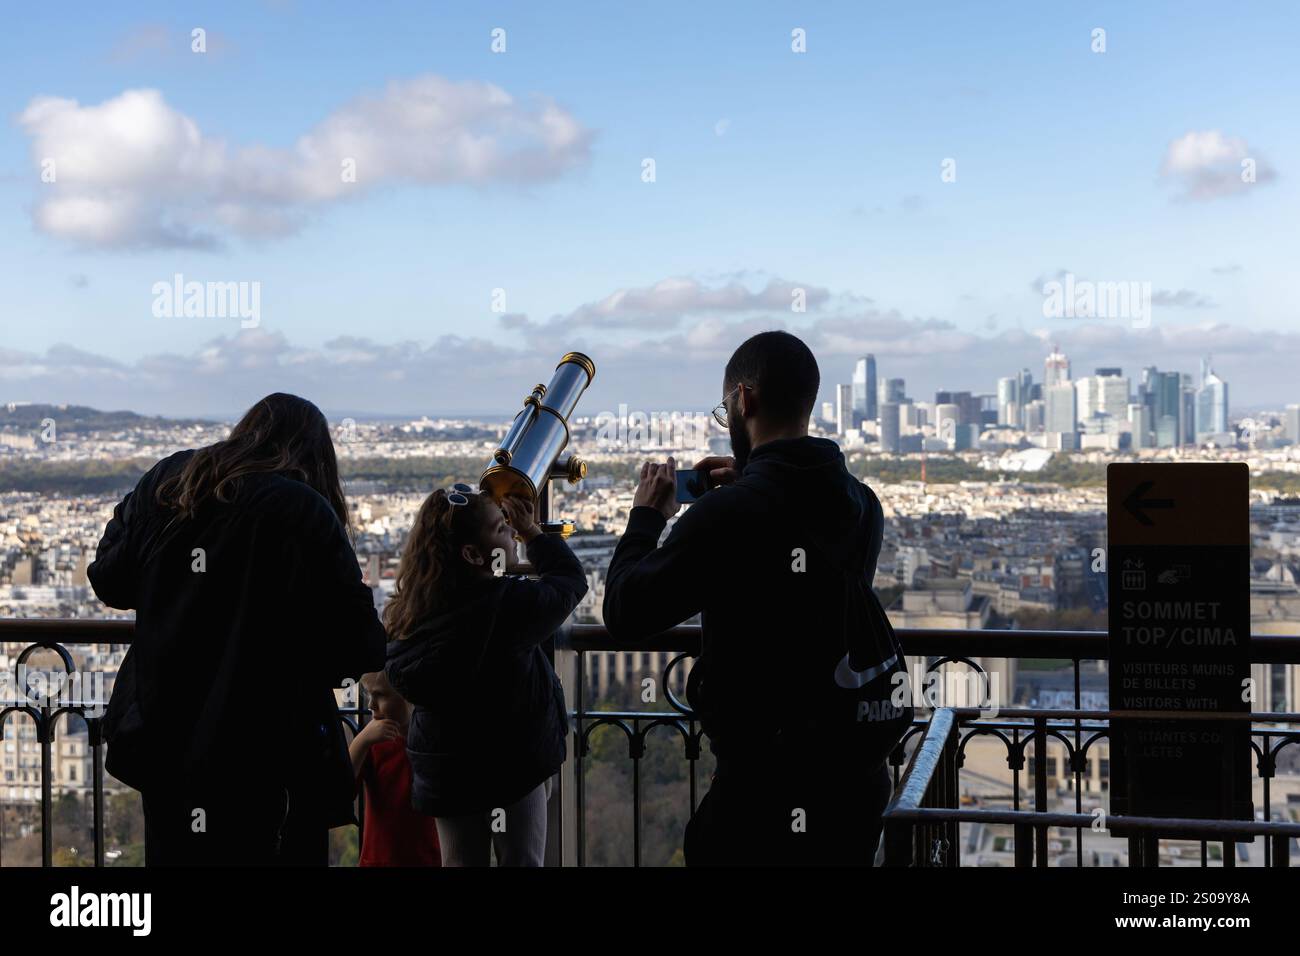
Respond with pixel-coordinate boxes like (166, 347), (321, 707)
(480, 352), (595, 503)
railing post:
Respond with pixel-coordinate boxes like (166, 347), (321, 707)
(90, 718), (105, 867)
(1272, 834), (1290, 868)
(550, 643), (581, 867)
(1143, 834), (1159, 867)
(1014, 822), (1034, 867)
(40, 703), (53, 867)
(1033, 715), (1048, 867)
(941, 718), (960, 868)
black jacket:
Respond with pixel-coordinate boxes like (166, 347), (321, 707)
(385, 533), (587, 817)
(602, 436), (911, 770)
(88, 450), (387, 824)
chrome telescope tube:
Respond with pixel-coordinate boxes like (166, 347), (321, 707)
(479, 352), (596, 504)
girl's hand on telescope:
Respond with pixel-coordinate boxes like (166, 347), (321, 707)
(501, 495), (542, 542)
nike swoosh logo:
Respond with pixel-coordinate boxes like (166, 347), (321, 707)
(833, 651), (898, 690)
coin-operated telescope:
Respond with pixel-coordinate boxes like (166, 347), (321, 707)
(479, 352), (595, 536)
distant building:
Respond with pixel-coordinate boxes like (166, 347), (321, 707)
(1128, 403), (1151, 449)
(1045, 383), (1077, 449)
(878, 377), (906, 407)
(935, 403), (961, 448)
(852, 356), (877, 427)
(887, 577), (992, 630)
(879, 401), (901, 452)
(1044, 346), (1070, 388)
(1195, 360), (1229, 441)
(1023, 399), (1045, 433)
(997, 376), (1020, 427)
(836, 383), (853, 435)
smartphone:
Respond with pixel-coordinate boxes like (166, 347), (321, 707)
(675, 468), (707, 503)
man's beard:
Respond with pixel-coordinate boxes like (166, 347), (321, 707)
(728, 416), (752, 473)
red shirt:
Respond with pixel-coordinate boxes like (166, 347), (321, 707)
(357, 736), (442, 867)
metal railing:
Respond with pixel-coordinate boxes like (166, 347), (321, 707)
(3, 618), (1300, 867)
(883, 708), (1300, 867)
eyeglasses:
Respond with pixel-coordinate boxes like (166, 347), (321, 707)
(712, 384), (744, 428)
(444, 482), (474, 507)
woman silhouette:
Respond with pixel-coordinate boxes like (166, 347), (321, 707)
(89, 393), (386, 865)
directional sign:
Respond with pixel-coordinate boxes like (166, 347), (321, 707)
(1107, 462), (1252, 825)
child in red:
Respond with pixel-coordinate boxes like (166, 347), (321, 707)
(349, 671), (442, 866)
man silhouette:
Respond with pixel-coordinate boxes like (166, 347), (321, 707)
(603, 331), (911, 866)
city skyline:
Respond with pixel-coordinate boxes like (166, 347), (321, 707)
(1, 3), (1297, 415)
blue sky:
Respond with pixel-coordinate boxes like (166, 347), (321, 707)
(2, 1), (1297, 416)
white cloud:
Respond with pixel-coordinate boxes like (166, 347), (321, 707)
(4, 273), (1296, 414)
(18, 77), (593, 249)
(564, 276), (827, 328)
(1160, 130), (1277, 200)
(4, 316), (1298, 415)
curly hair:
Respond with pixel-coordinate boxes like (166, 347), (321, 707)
(383, 487), (498, 641)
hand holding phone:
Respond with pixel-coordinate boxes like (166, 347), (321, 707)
(675, 468), (708, 503)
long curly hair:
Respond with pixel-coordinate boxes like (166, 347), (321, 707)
(384, 487), (498, 641)
(156, 392), (349, 532)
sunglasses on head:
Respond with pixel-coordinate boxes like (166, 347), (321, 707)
(444, 482), (474, 507)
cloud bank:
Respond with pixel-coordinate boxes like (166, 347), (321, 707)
(18, 77), (593, 249)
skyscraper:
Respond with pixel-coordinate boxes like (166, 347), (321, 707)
(836, 383), (853, 435)
(1128, 403), (1151, 449)
(1045, 346), (1070, 388)
(1046, 383), (1077, 449)
(1195, 362), (1229, 439)
(1140, 369), (1183, 448)
(879, 401), (901, 452)
(997, 376), (1020, 427)
(1076, 371), (1130, 423)
(935, 403), (961, 447)
(878, 377), (906, 407)
(852, 356), (877, 427)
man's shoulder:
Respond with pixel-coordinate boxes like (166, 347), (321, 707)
(669, 481), (760, 534)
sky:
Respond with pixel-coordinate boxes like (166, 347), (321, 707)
(1, 1), (1298, 419)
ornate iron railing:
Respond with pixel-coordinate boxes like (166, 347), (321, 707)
(3, 619), (1299, 867)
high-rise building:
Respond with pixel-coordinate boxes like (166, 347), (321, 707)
(1023, 399), (1046, 432)
(1045, 346), (1070, 388)
(836, 383), (853, 435)
(879, 401), (901, 452)
(1076, 371), (1130, 423)
(821, 400), (835, 424)
(878, 378), (906, 407)
(1128, 403), (1151, 449)
(1286, 405), (1300, 445)
(935, 403), (961, 447)
(1046, 383), (1077, 448)
(935, 390), (981, 425)
(852, 356), (877, 427)
(1195, 361), (1229, 439)
(1141, 368), (1183, 448)
(997, 376), (1020, 427)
